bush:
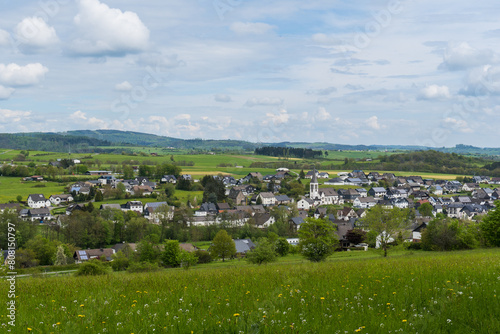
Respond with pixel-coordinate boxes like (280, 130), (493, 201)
(126, 262), (161, 273)
(195, 250), (212, 264)
(111, 255), (130, 272)
(75, 260), (109, 276)
(404, 242), (422, 250)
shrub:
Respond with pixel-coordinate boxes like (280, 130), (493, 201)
(75, 260), (109, 276)
(195, 250), (212, 264)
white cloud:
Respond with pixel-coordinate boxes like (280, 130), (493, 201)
(0, 29), (10, 47)
(460, 65), (500, 96)
(72, 0), (150, 56)
(214, 94), (232, 103)
(245, 97), (283, 107)
(230, 22), (275, 35)
(315, 107), (331, 121)
(0, 109), (32, 123)
(15, 17), (59, 52)
(366, 116), (381, 130)
(0, 86), (15, 99)
(69, 110), (107, 128)
(265, 108), (289, 125)
(419, 85), (451, 100)
(442, 117), (474, 133)
(174, 114), (191, 121)
(0, 63), (49, 86)
(439, 42), (497, 71)
(115, 81), (133, 91)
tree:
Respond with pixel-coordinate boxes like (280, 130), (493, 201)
(54, 245), (67, 266)
(162, 240), (181, 267)
(275, 237), (290, 256)
(418, 202), (433, 217)
(298, 217), (338, 262)
(421, 218), (479, 251)
(345, 229), (367, 245)
(178, 250), (198, 269)
(201, 175), (226, 203)
(246, 238), (277, 265)
(136, 237), (160, 263)
(210, 230), (236, 262)
(299, 169), (305, 179)
(122, 165), (134, 179)
(24, 235), (58, 266)
(94, 189), (104, 202)
(164, 184), (176, 199)
(481, 201), (500, 247)
(362, 206), (412, 257)
(111, 251), (130, 271)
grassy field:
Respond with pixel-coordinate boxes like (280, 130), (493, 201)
(0, 177), (67, 203)
(2, 248), (499, 333)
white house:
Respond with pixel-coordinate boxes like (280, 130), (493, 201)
(27, 194), (51, 209)
(257, 192), (276, 206)
(49, 194), (74, 206)
(297, 198), (315, 210)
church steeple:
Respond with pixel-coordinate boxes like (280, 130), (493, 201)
(310, 169), (319, 199)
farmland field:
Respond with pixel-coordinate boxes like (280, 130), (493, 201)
(2, 249), (499, 333)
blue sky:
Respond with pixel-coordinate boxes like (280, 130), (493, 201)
(0, 0), (499, 147)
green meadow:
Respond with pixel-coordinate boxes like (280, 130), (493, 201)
(2, 249), (499, 333)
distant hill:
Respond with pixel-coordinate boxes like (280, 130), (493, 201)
(0, 133), (112, 153)
(0, 130), (499, 156)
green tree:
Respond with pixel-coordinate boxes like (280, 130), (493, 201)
(362, 206), (412, 257)
(162, 239), (181, 267)
(111, 251), (130, 271)
(164, 184), (176, 199)
(122, 165), (134, 179)
(94, 190), (104, 202)
(246, 238), (277, 265)
(210, 230), (236, 262)
(298, 217), (338, 262)
(299, 169), (305, 179)
(418, 202), (433, 217)
(24, 235), (58, 266)
(136, 237), (160, 263)
(345, 228), (367, 245)
(201, 175), (226, 203)
(178, 250), (198, 269)
(481, 201), (500, 247)
(275, 237), (290, 256)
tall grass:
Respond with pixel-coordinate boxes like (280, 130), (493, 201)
(2, 249), (499, 333)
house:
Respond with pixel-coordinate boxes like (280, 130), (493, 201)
(161, 175), (177, 184)
(353, 197), (377, 209)
(233, 239), (256, 255)
(412, 222), (427, 242)
(216, 203), (231, 212)
(27, 194), (51, 208)
(324, 178), (345, 186)
(297, 198), (315, 210)
(144, 202), (174, 222)
(462, 183), (480, 192)
(289, 217), (305, 231)
(121, 201), (143, 214)
(179, 243), (198, 253)
(228, 189), (246, 205)
(85, 171), (112, 176)
(314, 207), (328, 219)
(73, 248), (115, 263)
(253, 213), (275, 228)
(0, 203), (21, 213)
(98, 175), (117, 185)
(195, 203), (218, 216)
(100, 203), (122, 211)
(27, 208), (53, 222)
(393, 198), (410, 209)
(334, 219), (356, 249)
(356, 188), (368, 198)
(368, 187), (387, 198)
(257, 192), (276, 206)
(337, 207), (358, 221)
(275, 194), (292, 205)
(66, 203), (86, 215)
(49, 194), (74, 206)
(132, 185), (153, 196)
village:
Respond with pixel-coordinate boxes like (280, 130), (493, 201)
(2, 165), (499, 264)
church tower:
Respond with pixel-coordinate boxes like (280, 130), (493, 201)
(310, 169), (319, 200)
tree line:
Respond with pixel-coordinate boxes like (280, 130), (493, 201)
(255, 146), (324, 159)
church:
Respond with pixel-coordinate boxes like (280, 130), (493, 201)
(309, 169), (343, 206)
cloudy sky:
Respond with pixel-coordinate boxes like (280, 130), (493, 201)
(1, 0), (500, 147)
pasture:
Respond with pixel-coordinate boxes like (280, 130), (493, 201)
(2, 248), (499, 333)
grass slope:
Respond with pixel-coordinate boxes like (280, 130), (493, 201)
(3, 249), (499, 333)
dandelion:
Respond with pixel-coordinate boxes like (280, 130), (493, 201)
(402, 320), (407, 322)
(320, 297), (325, 300)
(233, 313), (240, 317)
(78, 315), (85, 318)
(28, 328), (32, 332)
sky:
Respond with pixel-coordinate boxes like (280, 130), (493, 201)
(0, 0), (500, 147)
